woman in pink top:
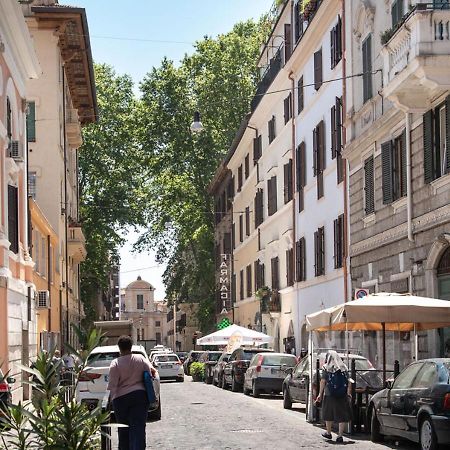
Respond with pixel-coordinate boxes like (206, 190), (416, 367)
(107, 335), (152, 450)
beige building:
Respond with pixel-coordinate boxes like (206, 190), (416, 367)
(23, 0), (96, 348)
(166, 302), (200, 352)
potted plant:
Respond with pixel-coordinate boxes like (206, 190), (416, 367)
(256, 286), (272, 313)
(190, 362), (205, 382)
(301, 0), (317, 20)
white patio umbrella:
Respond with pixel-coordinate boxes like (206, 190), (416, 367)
(196, 324), (273, 346)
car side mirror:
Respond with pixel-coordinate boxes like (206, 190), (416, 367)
(6, 376), (15, 384)
(386, 380), (393, 389)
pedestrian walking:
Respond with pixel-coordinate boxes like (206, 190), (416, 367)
(315, 350), (353, 444)
(107, 335), (152, 450)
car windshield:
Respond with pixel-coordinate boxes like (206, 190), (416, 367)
(353, 358), (373, 371)
(209, 353), (222, 362)
(263, 355), (296, 367)
(87, 351), (144, 367)
(155, 355), (179, 362)
(190, 352), (202, 361)
(242, 351), (260, 360)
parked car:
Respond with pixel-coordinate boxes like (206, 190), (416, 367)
(183, 351), (203, 376)
(0, 370), (14, 427)
(223, 347), (273, 392)
(149, 348), (171, 362)
(199, 351), (223, 384)
(176, 352), (188, 364)
(212, 352), (231, 387)
(368, 358), (450, 450)
(153, 353), (184, 382)
(243, 353), (297, 397)
(282, 352), (382, 409)
(75, 345), (161, 420)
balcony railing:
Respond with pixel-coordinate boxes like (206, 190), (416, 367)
(261, 290), (281, 313)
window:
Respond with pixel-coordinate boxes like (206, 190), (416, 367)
(284, 23), (292, 62)
(239, 214), (243, 243)
(137, 294), (144, 310)
(254, 261), (265, 291)
(155, 332), (161, 345)
(48, 243), (53, 283)
(423, 97), (450, 183)
(412, 363), (438, 388)
(41, 236), (47, 279)
(364, 156), (375, 215)
(330, 16), (342, 69)
(253, 134), (262, 163)
(334, 214), (344, 269)
(331, 96), (344, 184)
(314, 48), (323, 91)
(313, 120), (326, 199)
(393, 363), (422, 389)
(34, 231), (40, 274)
(391, 0), (404, 28)
(227, 177), (235, 205)
(267, 176), (277, 216)
(6, 97), (12, 143)
(362, 35), (373, 103)
(245, 154), (250, 179)
(268, 115), (276, 144)
(381, 130), (406, 204)
(223, 232), (232, 255)
(284, 93), (292, 124)
(27, 101), (36, 142)
(237, 165), (243, 191)
(296, 142), (306, 212)
(156, 321), (161, 327)
(314, 226), (325, 276)
(28, 172), (37, 200)
(297, 76), (304, 114)
(296, 237), (306, 282)
(284, 159), (293, 204)
(286, 248), (294, 287)
(8, 185), (19, 254)
(245, 206), (250, 236)
(246, 264), (252, 298)
(294, 1), (304, 42)
(254, 189), (264, 227)
(232, 222), (236, 249)
(240, 269), (244, 300)
(271, 256), (280, 290)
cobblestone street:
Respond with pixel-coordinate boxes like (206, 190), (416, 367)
(110, 378), (419, 450)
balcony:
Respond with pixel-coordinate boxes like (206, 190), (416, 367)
(68, 223), (87, 263)
(261, 290), (281, 314)
(66, 108), (83, 148)
(382, 3), (450, 111)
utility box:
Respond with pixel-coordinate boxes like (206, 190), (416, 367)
(93, 320), (137, 345)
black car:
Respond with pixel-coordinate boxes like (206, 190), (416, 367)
(183, 350), (203, 376)
(282, 352), (382, 409)
(212, 352), (231, 387)
(223, 347), (273, 392)
(200, 351), (223, 384)
(369, 358), (450, 450)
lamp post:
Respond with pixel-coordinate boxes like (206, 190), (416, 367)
(173, 298), (177, 351)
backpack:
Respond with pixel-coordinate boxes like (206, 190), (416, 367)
(326, 370), (348, 398)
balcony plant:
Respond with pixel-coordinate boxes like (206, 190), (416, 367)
(256, 286), (272, 313)
(301, 0), (317, 20)
(190, 362), (205, 382)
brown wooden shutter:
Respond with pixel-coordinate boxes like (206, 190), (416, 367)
(284, 162), (289, 204)
(319, 120), (326, 171)
(313, 126), (318, 176)
(238, 165), (243, 191)
(245, 154), (249, 179)
(336, 96), (342, 154)
(445, 96), (450, 174)
(246, 265), (252, 297)
(239, 214), (243, 242)
(232, 222), (235, 249)
(364, 156), (375, 214)
(400, 129), (407, 197)
(331, 105), (337, 159)
(240, 269), (244, 300)
(314, 48), (323, 90)
(253, 134), (262, 162)
(333, 218), (338, 269)
(245, 206), (250, 236)
(284, 96), (289, 124)
(382, 141), (394, 204)
(314, 230), (319, 276)
(8, 185), (19, 254)
(362, 35), (373, 102)
(330, 27), (335, 69)
(336, 16), (342, 63)
(284, 24), (292, 62)
(423, 109), (434, 183)
(298, 76), (304, 114)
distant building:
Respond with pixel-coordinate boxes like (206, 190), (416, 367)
(166, 302), (200, 352)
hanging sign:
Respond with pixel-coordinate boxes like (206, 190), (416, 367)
(219, 254), (231, 312)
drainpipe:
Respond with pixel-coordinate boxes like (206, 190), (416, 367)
(406, 112), (414, 242)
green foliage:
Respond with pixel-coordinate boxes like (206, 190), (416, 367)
(189, 362), (205, 381)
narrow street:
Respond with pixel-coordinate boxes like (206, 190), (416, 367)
(110, 379), (418, 450)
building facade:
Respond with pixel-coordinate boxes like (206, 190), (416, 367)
(0, 0), (40, 402)
(343, 0), (450, 366)
(166, 302), (200, 352)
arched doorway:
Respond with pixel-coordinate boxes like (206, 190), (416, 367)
(437, 246), (450, 356)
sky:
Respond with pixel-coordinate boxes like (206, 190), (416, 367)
(64, 0), (274, 299)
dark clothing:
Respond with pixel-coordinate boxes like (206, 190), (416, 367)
(113, 389), (149, 450)
(321, 369), (352, 422)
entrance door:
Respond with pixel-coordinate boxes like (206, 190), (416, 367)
(437, 247), (450, 357)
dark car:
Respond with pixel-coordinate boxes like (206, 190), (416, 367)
(200, 351), (223, 384)
(183, 350), (203, 376)
(212, 352), (231, 387)
(282, 352), (382, 409)
(223, 347), (273, 392)
(0, 370), (15, 428)
(368, 358), (450, 450)
(176, 352), (188, 364)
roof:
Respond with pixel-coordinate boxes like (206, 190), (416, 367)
(90, 345), (146, 354)
(126, 277), (155, 290)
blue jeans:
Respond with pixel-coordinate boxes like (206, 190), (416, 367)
(113, 390), (149, 450)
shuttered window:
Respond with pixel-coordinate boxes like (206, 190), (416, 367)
(284, 23), (292, 62)
(223, 232), (232, 255)
(268, 115), (276, 144)
(253, 134), (262, 163)
(314, 227), (325, 277)
(245, 154), (250, 179)
(314, 48), (323, 91)
(334, 214), (344, 269)
(246, 264), (252, 298)
(232, 222), (236, 249)
(284, 159), (293, 204)
(8, 185), (19, 254)
(239, 214), (243, 242)
(362, 35), (373, 103)
(296, 142), (306, 212)
(381, 131), (406, 204)
(298, 76), (304, 114)
(364, 156), (375, 215)
(27, 101), (36, 142)
(240, 269), (244, 300)
(267, 176), (277, 216)
(294, 1), (303, 42)
(391, 0), (404, 27)
(331, 97), (343, 160)
(284, 93), (292, 125)
(313, 120), (325, 199)
(237, 165), (243, 192)
(330, 16), (342, 69)
(254, 261), (265, 291)
(296, 237), (306, 282)
(286, 248), (294, 287)
(245, 206), (250, 236)
(271, 256), (280, 290)
(254, 188), (264, 227)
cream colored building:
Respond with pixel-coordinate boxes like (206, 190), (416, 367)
(166, 302), (200, 352)
(23, 0), (96, 348)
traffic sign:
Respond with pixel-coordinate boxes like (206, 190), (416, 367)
(354, 288), (369, 299)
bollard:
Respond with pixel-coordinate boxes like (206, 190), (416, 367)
(394, 360), (400, 379)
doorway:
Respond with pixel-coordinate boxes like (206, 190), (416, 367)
(437, 247), (450, 356)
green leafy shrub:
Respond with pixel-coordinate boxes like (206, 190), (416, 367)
(190, 362), (205, 381)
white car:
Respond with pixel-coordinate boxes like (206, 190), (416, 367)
(149, 349), (171, 362)
(152, 353), (184, 382)
(243, 352), (297, 397)
(75, 344), (161, 419)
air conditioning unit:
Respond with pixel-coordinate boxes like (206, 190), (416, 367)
(8, 140), (24, 161)
(37, 290), (50, 308)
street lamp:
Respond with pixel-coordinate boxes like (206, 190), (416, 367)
(190, 111), (203, 133)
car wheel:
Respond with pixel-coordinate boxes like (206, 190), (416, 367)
(420, 416), (438, 450)
(212, 376), (217, 386)
(205, 375), (212, 385)
(148, 397), (161, 421)
(252, 381), (260, 398)
(370, 408), (383, 443)
(221, 375), (227, 390)
(283, 388), (292, 409)
(243, 382), (250, 395)
(231, 374), (240, 392)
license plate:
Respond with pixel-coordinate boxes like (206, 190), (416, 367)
(104, 375), (109, 382)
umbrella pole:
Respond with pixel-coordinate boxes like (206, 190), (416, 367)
(382, 322), (386, 386)
(414, 323), (418, 361)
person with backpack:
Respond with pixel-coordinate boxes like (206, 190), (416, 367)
(315, 350), (353, 444)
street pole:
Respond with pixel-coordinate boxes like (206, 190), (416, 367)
(173, 299), (176, 351)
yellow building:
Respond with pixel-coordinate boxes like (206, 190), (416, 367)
(30, 199), (61, 351)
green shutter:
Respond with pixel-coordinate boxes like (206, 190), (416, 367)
(382, 141), (394, 204)
(423, 109), (434, 183)
(445, 96), (450, 173)
(27, 101), (36, 142)
(401, 129), (407, 197)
